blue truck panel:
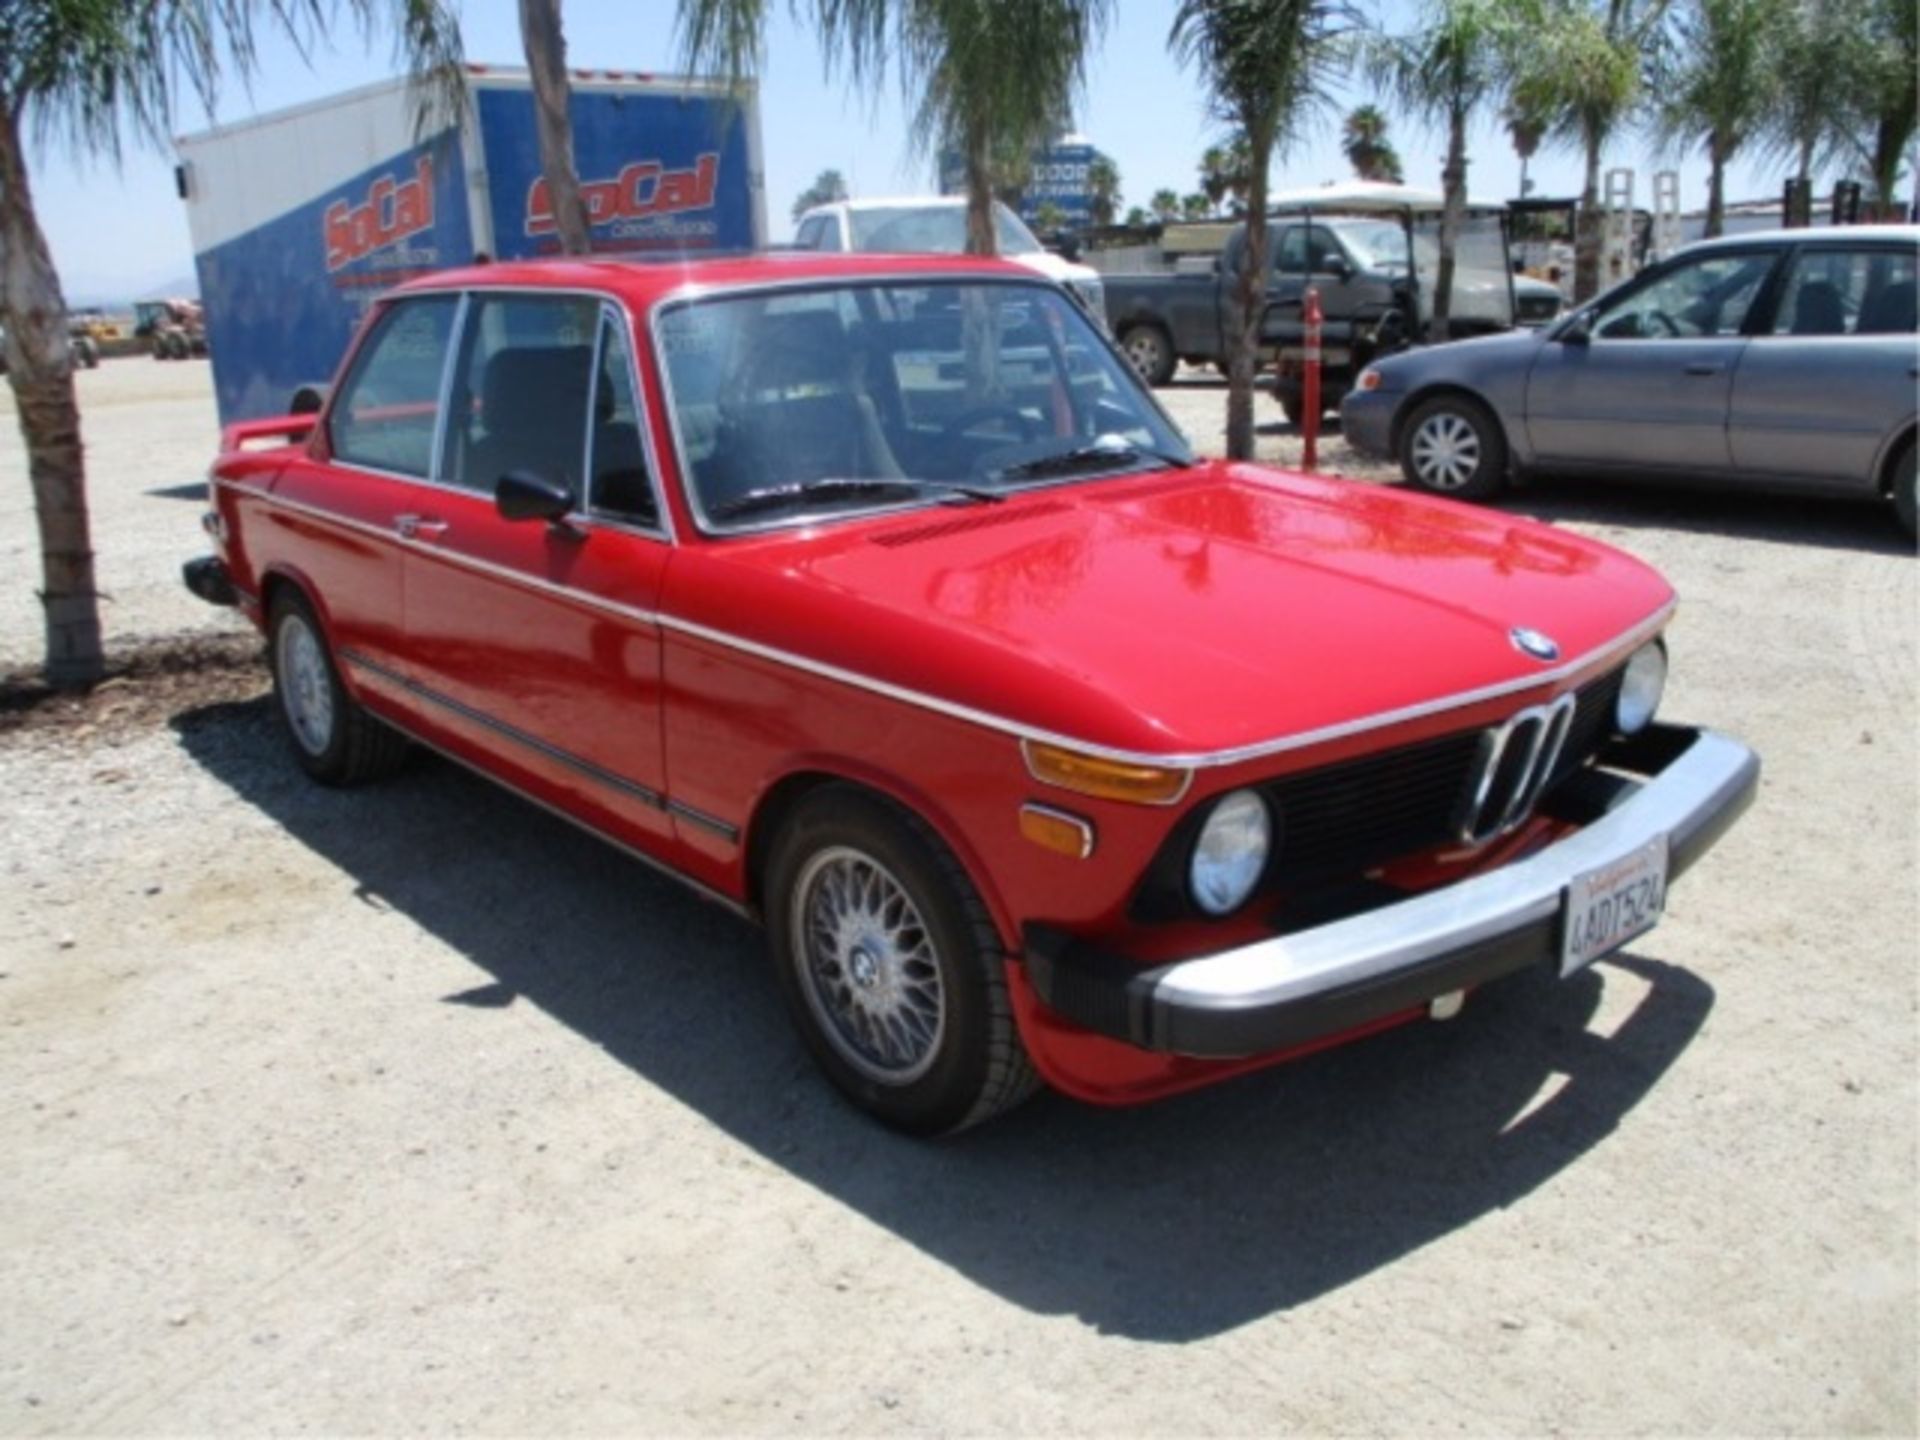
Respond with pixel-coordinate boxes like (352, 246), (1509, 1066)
(476, 87), (756, 259)
(194, 129), (471, 425)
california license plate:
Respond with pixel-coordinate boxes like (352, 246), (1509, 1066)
(1561, 836), (1669, 976)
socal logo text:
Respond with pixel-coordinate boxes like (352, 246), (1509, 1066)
(526, 153), (719, 234)
(325, 157), (436, 272)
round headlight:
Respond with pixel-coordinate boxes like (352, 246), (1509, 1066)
(1189, 789), (1272, 916)
(1617, 641), (1667, 734)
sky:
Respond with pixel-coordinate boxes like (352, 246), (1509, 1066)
(28, 0), (1821, 303)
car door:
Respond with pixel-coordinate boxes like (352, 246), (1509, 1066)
(1525, 246), (1782, 473)
(397, 291), (676, 843)
(273, 294), (460, 701)
(1728, 240), (1920, 488)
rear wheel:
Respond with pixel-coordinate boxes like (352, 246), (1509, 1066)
(1890, 443), (1916, 538)
(268, 590), (409, 786)
(1398, 394), (1508, 500)
(765, 786), (1038, 1134)
(1117, 324), (1175, 387)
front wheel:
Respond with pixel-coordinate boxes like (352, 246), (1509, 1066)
(268, 590), (410, 786)
(765, 787), (1038, 1134)
(1398, 395), (1509, 500)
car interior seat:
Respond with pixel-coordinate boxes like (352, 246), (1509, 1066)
(703, 309), (903, 513)
(1789, 279), (1848, 336)
(467, 346), (595, 495)
(1858, 279), (1917, 335)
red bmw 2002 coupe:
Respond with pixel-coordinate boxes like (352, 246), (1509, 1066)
(186, 252), (1759, 1133)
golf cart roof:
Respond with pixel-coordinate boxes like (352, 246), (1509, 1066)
(1266, 180), (1507, 216)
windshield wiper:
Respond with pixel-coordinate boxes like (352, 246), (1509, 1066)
(991, 434), (1194, 482)
(709, 476), (1003, 522)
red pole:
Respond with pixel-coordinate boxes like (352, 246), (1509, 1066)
(1301, 285), (1323, 473)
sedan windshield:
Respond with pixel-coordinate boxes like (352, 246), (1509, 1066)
(847, 203), (1042, 256)
(656, 280), (1192, 531)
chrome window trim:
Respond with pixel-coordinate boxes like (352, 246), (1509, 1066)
(429, 292), (471, 483)
(580, 303), (609, 508)
(644, 272), (1193, 540)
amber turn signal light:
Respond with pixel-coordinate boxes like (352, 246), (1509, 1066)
(1021, 741), (1191, 805)
(1019, 803), (1096, 859)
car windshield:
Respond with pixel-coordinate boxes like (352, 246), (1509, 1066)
(847, 204), (1043, 257)
(655, 279), (1192, 531)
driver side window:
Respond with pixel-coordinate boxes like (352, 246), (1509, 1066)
(1592, 251), (1775, 341)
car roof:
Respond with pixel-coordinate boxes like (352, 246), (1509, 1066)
(1678, 223), (1919, 254)
(391, 249), (1037, 306)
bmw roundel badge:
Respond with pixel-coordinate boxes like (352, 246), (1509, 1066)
(1510, 626), (1560, 662)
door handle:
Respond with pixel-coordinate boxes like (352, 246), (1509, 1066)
(1683, 362), (1724, 376)
(394, 513), (450, 540)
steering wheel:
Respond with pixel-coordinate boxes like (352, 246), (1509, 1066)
(940, 404), (1040, 442)
(1643, 309), (1683, 338)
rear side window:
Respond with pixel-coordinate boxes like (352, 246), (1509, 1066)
(1770, 247), (1918, 336)
(328, 297), (458, 477)
(441, 294), (599, 495)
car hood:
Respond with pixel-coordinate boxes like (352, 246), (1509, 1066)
(675, 463), (1673, 760)
(1380, 325), (1547, 377)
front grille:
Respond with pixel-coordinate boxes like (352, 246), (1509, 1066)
(1262, 664), (1623, 878)
(1129, 663), (1625, 921)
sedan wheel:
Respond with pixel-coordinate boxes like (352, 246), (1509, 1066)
(766, 786), (1038, 1134)
(1398, 396), (1508, 500)
(276, 612), (336, 758)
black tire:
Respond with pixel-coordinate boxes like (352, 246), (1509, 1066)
(267, 589), (410, 786)
(1891, 443), (1916, 539)
(1397, 393), (1509, 500)
(764, 785), (1039, 1135)
(1117, 324), (1176, 387)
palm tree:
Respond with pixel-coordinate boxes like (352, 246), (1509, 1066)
(1172, 0), (1352, 459)
(1150, 187), (1183, 221)
(680, 0), (1112, 255)
(1124, 205), (1153, 227)
(0, 0), (461, 688)
(1086, 153), (1122, 226)
(520, 0), (591, 254)
(1654, 0), (1786, 238)
(1844, 0), (1916, 216)
(1198, 131), (1256, 214)
(791, 168), (852, 223)
(1505, 99), (1548, 194)
(1510, 0), (1673, 303)
(1766, 0), (1865, 185)
(1034, 199), (1068, 233)
(1342, 104), (1404, 182)
(1369, 0), (1518, 341)
(1181, 192), (1214, 220)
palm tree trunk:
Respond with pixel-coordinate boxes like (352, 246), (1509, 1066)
(1225, 121), (1272, 462)
(0, 101), (103, 689)
(963, 122), (997, 256)
(519, 0), (591, 256)
(1704, 147), (1726, 239)
(1572, 126), (1604, 304)
(1433, 105), (1467, 344)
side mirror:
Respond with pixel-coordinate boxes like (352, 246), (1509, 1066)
(1559, 314), (1592, 345)
(496, 470), (577, 523)
(1325, 259), (1355, 283)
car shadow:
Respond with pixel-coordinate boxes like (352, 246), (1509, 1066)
(172, 695), (1715, 1342)
(145, 481), (210, 502)
(1488, 476), (1914, 556)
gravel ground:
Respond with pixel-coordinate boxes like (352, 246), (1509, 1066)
(1, 359), (1915, 1435)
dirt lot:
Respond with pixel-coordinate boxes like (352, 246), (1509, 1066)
(2, 359), (1915, 1435)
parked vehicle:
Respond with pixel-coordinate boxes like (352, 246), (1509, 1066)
(135, 298), (207, 360)
(175, 68), (765, 425)
(1340, 226), (1920, 535)
(1102, 183), (1558, 420)
(792, 195), (1107, 326)
(184, 252), (1758, 1133)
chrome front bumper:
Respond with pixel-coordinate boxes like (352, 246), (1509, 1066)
(1023, 725), (1760, 1059)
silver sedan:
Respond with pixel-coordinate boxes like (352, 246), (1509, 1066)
(1340, 226), (1919, 535)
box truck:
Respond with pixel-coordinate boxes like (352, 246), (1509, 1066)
(176, 67), (765, 424)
